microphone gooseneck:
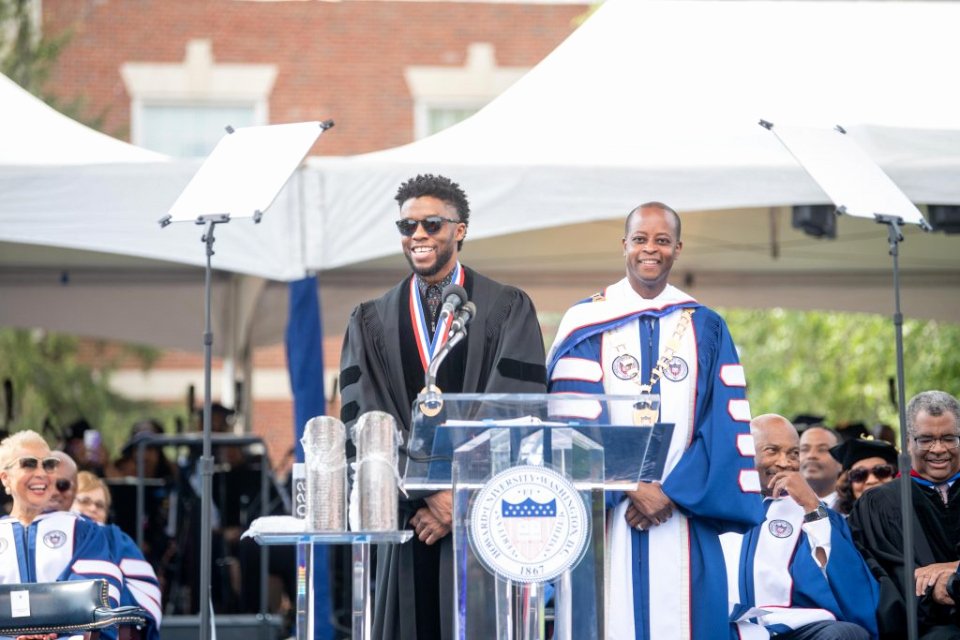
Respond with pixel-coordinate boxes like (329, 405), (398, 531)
(450, 301), (476, 334)
(436, 283), (468, 327)
(420, 291), (475, 417)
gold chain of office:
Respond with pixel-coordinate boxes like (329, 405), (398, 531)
(633, 308), (695, 425)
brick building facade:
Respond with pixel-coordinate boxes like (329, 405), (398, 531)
(44, 0), (586, 468)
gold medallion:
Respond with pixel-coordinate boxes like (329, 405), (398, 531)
(418, 384), (443, 417)
(632, 385), (660, 426)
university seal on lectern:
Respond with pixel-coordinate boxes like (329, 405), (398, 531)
(468, 465), (588, 584)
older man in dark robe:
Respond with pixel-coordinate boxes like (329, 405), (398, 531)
(848, 390), (960, 640)
(339, 174), (547, 640)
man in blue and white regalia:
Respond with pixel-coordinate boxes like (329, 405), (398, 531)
(721, 414), (878, 640)
(547, 202), (765, 640)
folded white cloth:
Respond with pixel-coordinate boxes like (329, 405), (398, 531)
(241, 515), (305, 539)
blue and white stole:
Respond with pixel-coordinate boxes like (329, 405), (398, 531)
(407, 262), (464, 372)
(591, 281), (699, 640)
(721, 498), (836, 637)
(0, 512), (77, 583)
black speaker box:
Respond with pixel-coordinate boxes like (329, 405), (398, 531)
(927, 205), (960, 234)
(791, 205), (837, 239)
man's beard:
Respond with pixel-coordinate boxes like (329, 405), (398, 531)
(405, 241), (455, 280)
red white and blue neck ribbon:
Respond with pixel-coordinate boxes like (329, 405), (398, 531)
(409, 262), (464, 372)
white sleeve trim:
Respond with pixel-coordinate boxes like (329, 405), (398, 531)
(73, 559), (123, 583)
(720, 364), (746, 387)
(736, 433), (756, 457)
(739, 469), (761, 493)
(728, 399), (752, 423)
(551, 357), (603, 382)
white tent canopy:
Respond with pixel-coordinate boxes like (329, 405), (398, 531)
(305, 0), (960, 269)
(2, 0), (959, 354)
(0, 73), (166, 165)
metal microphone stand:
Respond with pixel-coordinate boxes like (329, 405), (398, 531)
(420, 303), (476, 416)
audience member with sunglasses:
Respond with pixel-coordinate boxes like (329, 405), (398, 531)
(829, 437), (899, 516)
(849, 390), (960, 640)
(0, 430), (127, 640)
(47, 450), (78, 512)
(339, 173), (547, 640)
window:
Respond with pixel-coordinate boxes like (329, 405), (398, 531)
(405, 43), (527, 139)
(139, 103), (257, 158)
(122, 40), (276, 158)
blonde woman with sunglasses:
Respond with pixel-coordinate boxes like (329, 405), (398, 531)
(0, 430), (127, 640)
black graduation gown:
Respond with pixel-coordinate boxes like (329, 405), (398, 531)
(848, 476), (960, 639)
(339, 266), (547, 640)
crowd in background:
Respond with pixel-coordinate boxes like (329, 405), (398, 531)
(0, 404), (295, 625)
(2, 391), (958, 640)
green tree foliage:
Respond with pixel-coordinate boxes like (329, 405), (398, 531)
(723, 308), (960, 433)
(0, 0), (108, 131)
(0, 0), (65, 93)
(0, 328), (169, 453)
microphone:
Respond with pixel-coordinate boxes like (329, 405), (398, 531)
(438, 284), (467, 322)
(451, 301), (476, 334)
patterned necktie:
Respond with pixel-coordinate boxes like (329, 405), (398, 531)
(425, 284), (443, 333)
(936, 483), (950, 505)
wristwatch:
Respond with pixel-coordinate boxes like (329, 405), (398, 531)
(802, 504), (829, 523)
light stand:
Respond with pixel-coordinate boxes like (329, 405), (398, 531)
(878, 214), (917, 640)
(160, 120), (331, 640)
(198, 214), (228, 639)
(763, 120), (932, 640)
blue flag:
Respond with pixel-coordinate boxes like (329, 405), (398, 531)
(285, 275), (333, 640)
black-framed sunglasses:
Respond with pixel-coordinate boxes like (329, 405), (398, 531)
(848, 463), (897, 484)
(4, 456), (61, 472)
(395, 216), (460, 237)
(56, 478), (72, 493)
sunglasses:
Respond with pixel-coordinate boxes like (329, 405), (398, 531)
(56, 479), (72, 493)
(4, 456), (61, 472)
(848, 463), (897, 484)
(75, 495), (107, 511)
(395, 216), (460, 237)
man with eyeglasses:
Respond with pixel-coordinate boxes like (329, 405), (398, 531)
(339, 173), (547, 640)
(849, 390), (960, 639)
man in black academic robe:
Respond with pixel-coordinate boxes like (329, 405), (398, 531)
(848, 390), (960, 640)
(339, 174), (547, 640)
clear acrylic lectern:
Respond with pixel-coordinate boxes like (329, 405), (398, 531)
(404, 393), (673, 640)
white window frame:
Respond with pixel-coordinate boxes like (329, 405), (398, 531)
(405, 43), (528, 139)
(121, 39), (277, 154)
